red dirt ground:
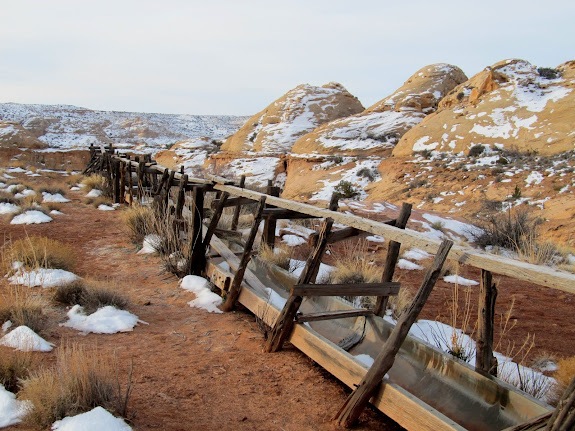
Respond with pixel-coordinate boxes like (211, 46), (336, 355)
(1, 175), (402, 430)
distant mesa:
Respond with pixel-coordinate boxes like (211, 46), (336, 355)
(291, 64), (468, 157)
(220, 82), (364, 155)
(392, 59), (575, 156)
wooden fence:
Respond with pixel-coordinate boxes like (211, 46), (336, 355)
(86, 144), (575, 430)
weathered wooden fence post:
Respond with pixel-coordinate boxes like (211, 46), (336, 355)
(186, 185), (206, 276)
(230, 175), (246, 231)
(222, 196), (267, 312)
(335, 239), (453, 427)
(265, 218), (334, 353)
(262, 180), (280, 249)
(476, 269), (498, 376)
(374, 202), (412, 316)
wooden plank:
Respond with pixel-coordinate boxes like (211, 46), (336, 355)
(375, 202), (412, 316)
(265, 218), (334, 353)
(210, 196), (255, 209)
(336, 239), (454, 427)
(291, 282), (401, 297)
(327, 227), (362, 244)
(222, 196), (266, 311)
(476, 269), (498, 376)
(262, 208), (319, 219)
(295, 309), (373, 323)
(174, 174), (188, 220)
(212, 183), (575, 293)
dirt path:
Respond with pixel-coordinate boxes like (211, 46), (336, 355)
(1, 178), (400, 430)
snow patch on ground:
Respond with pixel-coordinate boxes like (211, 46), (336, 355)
(9, 268), (79, 288)
(61, 305), (143, 334)
(0, 385), (29, 427)
(51, 407), (132, 431)
(0, 203), (19, 214)
(11, 210), (52, 225)
(443, 274), (479, 286)
(85, 189), (102, 198)
(137, 235), (161, 254)
(42, 192), (70, 203)
(180, 275), (223, 313)
(97, 204), (115, 211)
(397, 259), (423, 271)
(0, 326), (54, 352)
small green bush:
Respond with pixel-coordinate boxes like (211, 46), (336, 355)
(537, 67), (559, 80)
(468, 145), (485, 157)
(333, 180), (360, 199)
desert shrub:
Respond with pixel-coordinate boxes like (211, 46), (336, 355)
(0, 285), (48, 334)
(471, 208), (540, 250)
(430, 221), (446, 232)
(53, 280), (129, 314)
(468, 145), (485, 157)
(2, 236), (76, 272)
(481, 200), (503, 212)
(43, 202), (63, 212)
(537, 67), (559, 80)
(408, 178), (428, 190)
(120, 205), (155, 243)
(0, 349), (39, 393)
(414, 149), (433, 159)
(64, 173), (84, 186)
(457, 91), (465, 101)
(333, 180), (360, 200)
(356, 167), (377, 182)
(20, 344), (125, 429)
(511, 185), (522, 200)
(333, 156), (344, 164)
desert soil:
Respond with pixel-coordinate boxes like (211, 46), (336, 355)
(1, 173), (402, 430)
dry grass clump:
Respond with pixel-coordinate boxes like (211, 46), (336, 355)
(2, 236), (76, 273)
(85, 196), (114, 208)
(322, 242), (380, 307)
(0, 285), (48, 334)
(0, 349), (39, 393)
(64, 173), (84, 186)
(81, 174), (107, 192)
(387, 287), (414, 320)
(19, 344), (126, 429)
(555, 356), (575, 389)
(37, 186), (67, 196)
(0, 191), (18, 204)
(17, 193), (42, 208)
(53, 280), (129, 314)
(43, 202), (63, 212)
(120, 205), (155, 243)
(258, 243), (293, 271)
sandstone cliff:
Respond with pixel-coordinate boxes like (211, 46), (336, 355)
(392, 59), (575, 156)
(219, 83), (363, 154)
(290, 64), (467, 156)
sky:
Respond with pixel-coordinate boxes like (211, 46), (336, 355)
(0, 0), (573, 116)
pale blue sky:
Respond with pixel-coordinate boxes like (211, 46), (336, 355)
(0, 0), (573, 115)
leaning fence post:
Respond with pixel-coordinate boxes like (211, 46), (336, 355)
(262, 180), (280, 249)
(222, 196), (266, 312)
(476, 269), (498, 376)
(335, 239), (453, 427)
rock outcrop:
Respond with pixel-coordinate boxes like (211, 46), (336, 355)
(154, 137), (219, 174)
(219, 83), (363, 154)
(0, 121), (47, 149)
(392, 59), (575, 156)
(290, 64), (467, 156)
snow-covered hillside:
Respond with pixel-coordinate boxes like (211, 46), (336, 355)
(0, 103), (248, 152)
